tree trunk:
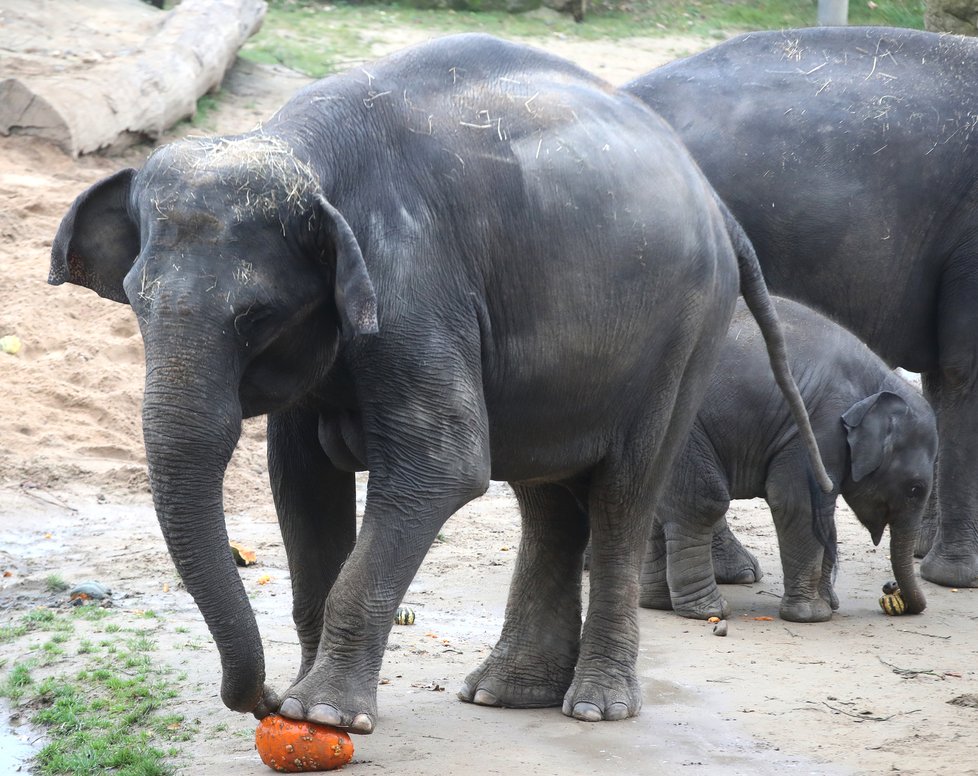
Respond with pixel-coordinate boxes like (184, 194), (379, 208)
(0, 0), (266, 156)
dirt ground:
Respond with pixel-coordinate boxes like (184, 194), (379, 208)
(1, 4), (976, 775)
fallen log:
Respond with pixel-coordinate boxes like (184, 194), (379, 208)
(0, 0), (266, 155)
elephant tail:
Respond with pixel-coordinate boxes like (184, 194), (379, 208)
(809, 468), (839, 574)
(717, 195), (835, 493)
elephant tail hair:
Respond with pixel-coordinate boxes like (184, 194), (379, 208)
(808, 467), (839, 576)
(715, 194), (835, 494)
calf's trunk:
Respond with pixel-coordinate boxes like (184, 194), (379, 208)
(890, 519), (926, 614)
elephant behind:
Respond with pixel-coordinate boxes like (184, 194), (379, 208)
(643, 297), (937, 623)
(49, 34), (828, 733)
(624, 26), (978, 589)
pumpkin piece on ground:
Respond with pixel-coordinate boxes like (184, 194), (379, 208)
(255, 714), (354, 772)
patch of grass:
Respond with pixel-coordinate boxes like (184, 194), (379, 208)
(191, 93), (222, 129)
(23, 608), (57, 627)
(242, 0), (924, 77)
(0, 623), (28, 642)
(611, 0), (924, 37)
(21, 607), (74, 636)
(71, 605), (112, 622)
(45, 574), (70, 593)
(42, 639), (66, 658)
(0, 607), (191, 775)
(0, 662), (35, 702)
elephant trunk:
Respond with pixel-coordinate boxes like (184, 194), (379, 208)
(142, 347), (264, 713)
(890, 516), (926, 614)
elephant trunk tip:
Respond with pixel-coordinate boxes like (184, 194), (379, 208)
(222, 672), (268, 715)
(902, 588), (926, 615)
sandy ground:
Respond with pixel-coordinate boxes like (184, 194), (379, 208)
(1, 3), (977, 775)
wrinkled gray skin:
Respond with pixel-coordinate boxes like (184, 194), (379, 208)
(642, 298), (937, 623)
(625, 26), (978, 588)
(49, 34), (829, 733)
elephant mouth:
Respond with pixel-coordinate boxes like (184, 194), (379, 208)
(870, 523), (885, 547)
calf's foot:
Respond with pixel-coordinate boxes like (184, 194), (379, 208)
(779, 595), (833, 623)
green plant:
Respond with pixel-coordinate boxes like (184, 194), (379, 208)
(191, 93), (222, 128)
(45, 574), (70, 593)
(0, 662), (35, 702)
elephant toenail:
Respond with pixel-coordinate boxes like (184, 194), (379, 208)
(572, 702), (603, 722)
(279, 698), (304, 720)
(457, 683), (473, 702)
(307, 704), (343, 727)
(605, 702), (629, 721)
(351, 713), (374, 734)
(473, 688), (500, 707)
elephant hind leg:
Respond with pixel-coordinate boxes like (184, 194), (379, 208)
(567, 311), (730, 722)
(639, 518), (672, 610)
(658, 498), (732, 620)
(459, 481), (588, 709)
(711, 515), (763, 584)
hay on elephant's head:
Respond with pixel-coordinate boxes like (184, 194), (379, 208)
(150, 133), (322, 222)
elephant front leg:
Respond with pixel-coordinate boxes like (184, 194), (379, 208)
(459, 483), (588, 709)
(662, 514), (731, 620)
(268, 408), (357, 682)
(278, 469), (486, 732)
(278, 350), (491, 733)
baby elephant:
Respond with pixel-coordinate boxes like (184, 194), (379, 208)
(642, 297), (937, 623)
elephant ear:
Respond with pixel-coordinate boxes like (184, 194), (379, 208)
(49, 168), (139, 304)
(842, 391), (909, 483)
(315, 194), (379, 337)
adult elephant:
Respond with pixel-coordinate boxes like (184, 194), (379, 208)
(50, 34), (828, 732)
(624, 26), (977, 587)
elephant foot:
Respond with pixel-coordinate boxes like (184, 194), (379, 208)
(278, 665), (378, 734)
(712, 529), (763, 584)
(458, 640), (576, 709)
(672, 591), (730, 621)
(664, 579), (729, 620)
(638, 579), (673, 610)
(779, 595), (833, 623)
(920, 546), (978, 588)
(561, 660), (641, 722)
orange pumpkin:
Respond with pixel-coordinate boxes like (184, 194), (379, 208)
(255, 715), (354, 772)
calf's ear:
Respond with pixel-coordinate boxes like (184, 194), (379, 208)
(315, 194), (379, 336)
(49, 168), (139, 304)
(842, 391), (908, 482)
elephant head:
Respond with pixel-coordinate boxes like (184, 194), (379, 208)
(49, 133), (378, 714)
(840, 389), (938, 614)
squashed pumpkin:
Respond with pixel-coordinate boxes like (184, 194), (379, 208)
(255, 715), (354, 772)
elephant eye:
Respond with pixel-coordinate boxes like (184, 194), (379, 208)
(908, 484), (925, 500)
